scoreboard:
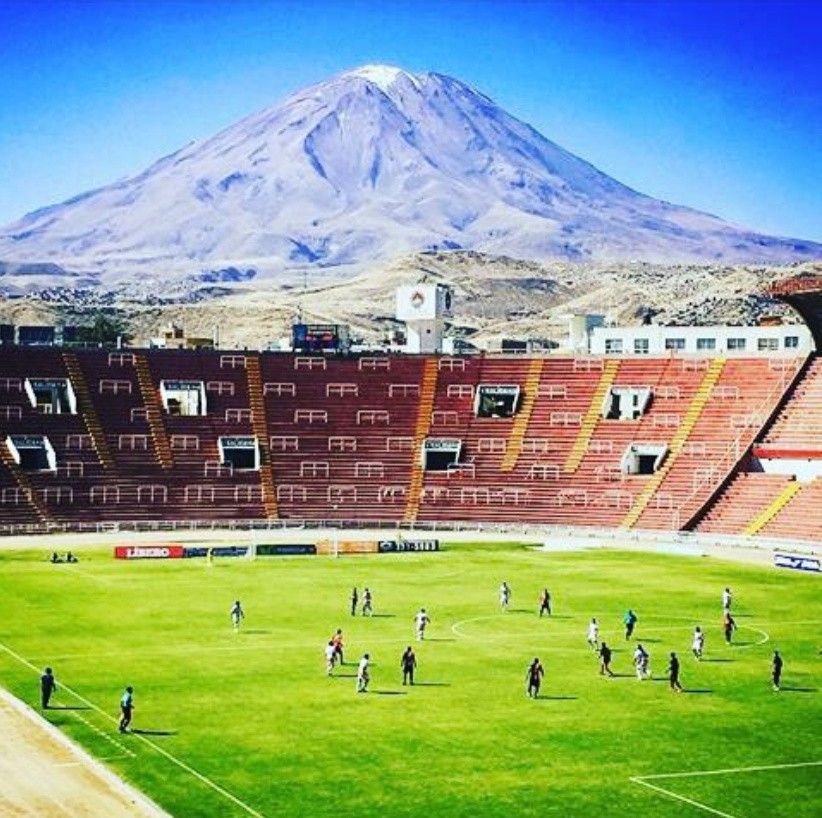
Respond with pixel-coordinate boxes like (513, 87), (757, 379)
(292, 323), (350, 354)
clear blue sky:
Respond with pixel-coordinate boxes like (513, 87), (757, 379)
(1, 0), (820, 240)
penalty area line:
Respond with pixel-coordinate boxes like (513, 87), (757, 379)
(630, 777), (740, 818)
(631, 760), (822, 818)
(0, 639), (269, 818)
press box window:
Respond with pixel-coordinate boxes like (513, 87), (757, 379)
(24, 378), (77, 414)
(474, 385), (520, 418)
(665, 338), (685, 351)
(621, 443), (667, 475)
(633, 338), (650, 355)
(727, 338), (746, 351)
(422, 439), (463, 471)
(161, 381), (207, 416)
(6, 435), (57, 471)
(784, 336), (799, 349)
(604, 339), (623, 354)
(696, 338), (716, 351)
(218, 437), (260, 470)
(758, 338), (779, 352)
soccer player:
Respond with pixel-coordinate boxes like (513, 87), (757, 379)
(722, 587), (732, 613)
(362, 588), (373, 617)
(332, 629), (345, 665)
(325, 641), (337, 676)
(624, 609), (638, 640)
(633, 644), (650, 680)
(40, 667), (57, 709)
(499, 582), (511, 612)
(356, 654), (370, 693)
(772, 650), (783, 691)
(667, 653), (683, 692)
(526, 658), (545, 698)
(587, 618), (600, 650)
(538, 588), (552, 617)
(230, 600), (245, 633)
(598, 642), (615, 677)
(350, 587), (359, 617)
(692, 626), (705, 660)
(119, 686), (134, 733)
(414, 608), (431, 641)
(723, 612), (737, 645)
(401, 646), (417, 685)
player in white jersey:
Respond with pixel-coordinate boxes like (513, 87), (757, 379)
(415, 608), (431, 641)
(356, 653), (370, 693)
(230, 600), (245, 633)
(587, 617), (599, 650)
(499, 582), (511, 612)
(692, 626), (705, 660)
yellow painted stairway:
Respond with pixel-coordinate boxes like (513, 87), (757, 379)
(564, 360), (620, 473)
(0, 444), (52, 523)
(403, 357), (439, 524)
(620, 357), (726, 530)
(743, 481), (802, 536)
(135, 355), (173, 469)
(500, 358), (544, 472)
(62, 352), (114, 469)
(246, 356), (279, 519)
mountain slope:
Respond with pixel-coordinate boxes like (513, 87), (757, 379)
(1, 65), (819, 287)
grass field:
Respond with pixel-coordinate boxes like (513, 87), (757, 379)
(0, 541), (820, 818)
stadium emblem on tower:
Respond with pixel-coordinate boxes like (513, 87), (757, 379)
(411, 290), (425, 308)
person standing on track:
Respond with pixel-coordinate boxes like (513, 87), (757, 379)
(350, 587), (359, 617)
(118, 686), (134, 733)
(538, 588), (552, 617)
(40, 667), (57, 709)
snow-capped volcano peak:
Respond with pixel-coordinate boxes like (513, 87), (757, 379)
(0, 64), (819, 285)
(342, 64), (421, 93)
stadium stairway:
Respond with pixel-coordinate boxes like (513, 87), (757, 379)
(619, 357), (726, 529)
(500, 358), (544, 472)
(245, 355), (279, 519)
(742, 480), (802, 535)
(564, 359), (620, 473)
(404, 356), (439, 523)
(0, 444), (52, 525)
(134, 355), (174, 469)
(62, 352), (114, 469)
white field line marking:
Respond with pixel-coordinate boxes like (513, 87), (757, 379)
(728, 626), (769, 650)
(0, 640), (269, 818)
(630, 777), (740, 818)
(70, 710), (135, 758)
(631, 760), (822, 818)
(33, 633), (411, 663)
(638, 760), (822, 780)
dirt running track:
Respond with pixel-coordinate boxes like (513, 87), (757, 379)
(0, 690), (170, 818)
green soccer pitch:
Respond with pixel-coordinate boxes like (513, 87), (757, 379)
(0, 541), (820, 818)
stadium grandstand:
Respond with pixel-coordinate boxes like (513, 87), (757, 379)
(1, 275), (821, 546)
